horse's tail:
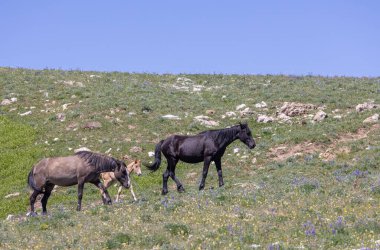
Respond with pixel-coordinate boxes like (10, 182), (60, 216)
(145, 140), (164, 172)
(27, 167), (44, 193)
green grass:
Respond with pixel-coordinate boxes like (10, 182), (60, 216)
(0, 67), (379, 249)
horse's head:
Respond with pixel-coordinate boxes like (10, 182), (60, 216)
(238, 123), (256, 149)
(114, 161), (130, 189)
(128, 159), (142, 176)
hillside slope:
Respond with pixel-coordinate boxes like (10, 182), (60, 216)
(0, 68), (379, 249)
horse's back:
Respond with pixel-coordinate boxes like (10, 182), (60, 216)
(163, 134), (210, 163)
(34, 155), (87, 186)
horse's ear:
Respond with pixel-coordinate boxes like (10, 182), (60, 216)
(239, 122), (247, 128)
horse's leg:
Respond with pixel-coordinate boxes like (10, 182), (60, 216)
(168, 159), (184, 192)
(41, 183), (55, 215)
(91, 179), (112, 205)
(162, 169), (170, 195)
(29, 190), (40, 216)
(129, 183), (137, 201)
(214, 158), (224, 187)
(77, 181), (85, 211)
(199, 156), (212, 190)
(116, 185), (123, 202)
(102, 178), (113, 202)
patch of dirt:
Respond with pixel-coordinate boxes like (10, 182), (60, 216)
(268, 124), (380, 162)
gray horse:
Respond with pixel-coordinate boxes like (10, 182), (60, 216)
(27, 151), (130, 216)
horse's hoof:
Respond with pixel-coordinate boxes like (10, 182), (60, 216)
(161, 190), (168, 195)
(177, 186), (185, 193)
(199, 185), (205, 191)
(26, 211), (37, 217)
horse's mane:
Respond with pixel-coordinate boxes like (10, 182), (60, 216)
(75, 151), (122, 173)
(198, 125), (240, 141)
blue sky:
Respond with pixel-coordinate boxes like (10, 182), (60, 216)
(1, 1), (379, 76)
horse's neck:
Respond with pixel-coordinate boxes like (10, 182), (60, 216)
(127, 163), (134, 174)
(216, 127), (239, 149)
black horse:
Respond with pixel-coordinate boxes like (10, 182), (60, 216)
(146, 123), (256, 194)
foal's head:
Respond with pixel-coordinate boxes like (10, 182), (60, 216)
(238, 123), (256, 149)
(114, 161), (131, 189)
(128, 160), (142, 176)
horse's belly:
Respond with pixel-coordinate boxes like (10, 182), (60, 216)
(48, 174), (78, 186)
(179, 155), (203, 164)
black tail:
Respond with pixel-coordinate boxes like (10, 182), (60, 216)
(28, 168), (44, 193)
(145, 140), (164, 172)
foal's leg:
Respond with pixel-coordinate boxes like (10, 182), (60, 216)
(102, 178), (114, 201)
(41, 183), (55, 215)
(199, 156), (212, 190)
(91, 179), (112, 205)
(116, 185), (123, 202)
(214, 158), (224, 187)
(29, 190), (40, 216)
(128, 184), (137, 201)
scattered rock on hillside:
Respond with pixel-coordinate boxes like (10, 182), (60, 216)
(257, 115), (274, 123)
(74, 147), (91, 153)
(56, 113), (66, 122)
(162, 114), (181, 120)
(62, 103), (71, 111)
(1, 99), (12, 105)
(277, 113), (292, 123)
(130, 146), (143, 153)
(222, 111), (237, 119)
(255, 101), (267, 108)
(66, 122), (79, 131)
(176, 77), (194, 85)
(173, 77), (200, 92)
(1, 98), (17, 106)
(5, 192), (20, 199)
(313, 110), (328, 122)
(6, 214), (15, 221)
(19, 111), (32, 116)
(363, 114), (379, 124)
(59, 80), (85, 88)
(236, 104), (247, 111)
(122, 155), (132, 161)
(128, 125), (136, 130)
(356, 102), (379, 112)
(279, 102), (316, 117)
(83, 121), (102, 129)
(194, 115), (219, 127)
(240, 107), (255, 117)
(206, 109), (216, 115)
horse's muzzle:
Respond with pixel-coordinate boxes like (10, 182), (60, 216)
(249, 142), (256, 149)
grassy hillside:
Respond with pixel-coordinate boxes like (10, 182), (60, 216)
(0, 67), (379, 249)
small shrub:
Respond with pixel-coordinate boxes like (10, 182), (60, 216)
(164, 223), (190, 236)
(105, 233), (132, 249)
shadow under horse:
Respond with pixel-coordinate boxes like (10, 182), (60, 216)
(146, 123), (256, 194)
(27, 151), (130, 216)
